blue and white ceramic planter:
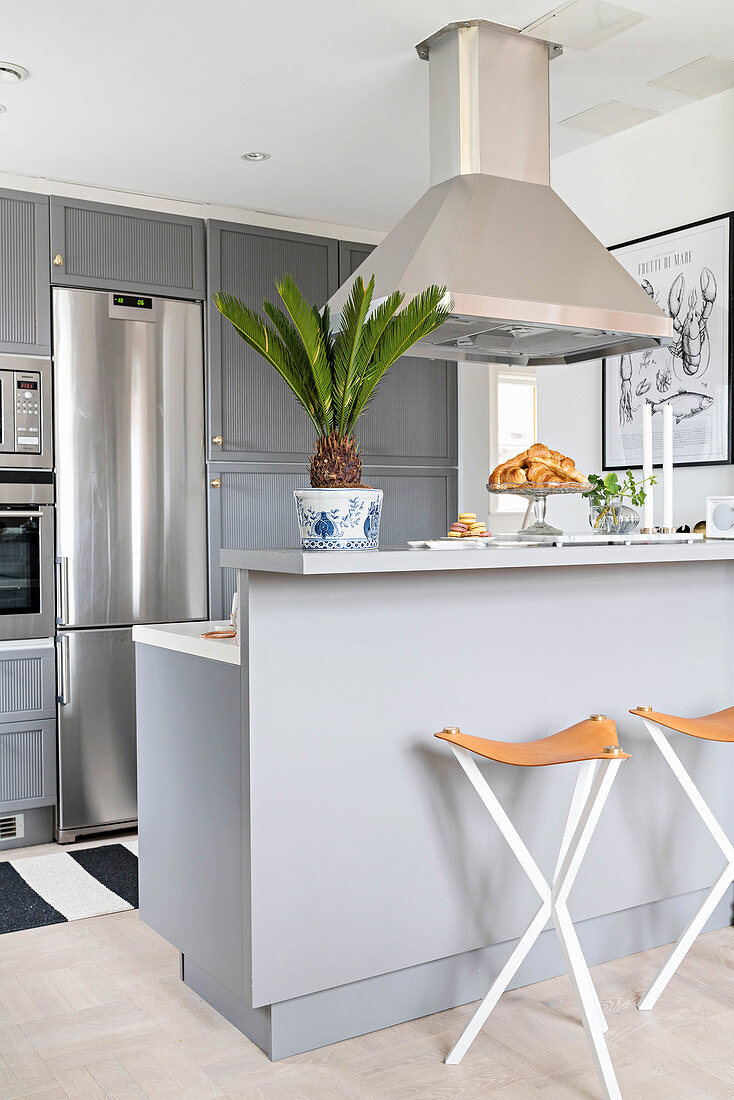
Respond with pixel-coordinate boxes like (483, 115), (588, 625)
(294, 488), (382, 551)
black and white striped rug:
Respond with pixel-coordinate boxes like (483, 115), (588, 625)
(0, 840), (138, 934)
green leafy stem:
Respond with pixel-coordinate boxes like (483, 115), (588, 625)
(583, 470), (657, 529)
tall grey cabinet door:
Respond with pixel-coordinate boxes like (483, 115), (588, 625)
(209, 465), (302, 617)
(207, 223), (339, 462)
(0, 189), (50, 355)
(50, 197), (205, 299)
(338, 240), (457, 466)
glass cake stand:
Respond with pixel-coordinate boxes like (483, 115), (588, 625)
(486, 482), (588, 537)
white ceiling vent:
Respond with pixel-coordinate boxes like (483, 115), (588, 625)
(522, 0), (646, 51)
(648, 55), (734, 99)
(560, 99), (660, 135)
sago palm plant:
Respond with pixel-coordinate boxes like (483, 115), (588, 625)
(214, 275), (450, 487)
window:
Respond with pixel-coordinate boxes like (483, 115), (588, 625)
(489, 368), (537, 513)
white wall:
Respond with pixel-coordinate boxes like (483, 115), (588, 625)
(538, 87), (734, 533)
(502, 87), (734, 534)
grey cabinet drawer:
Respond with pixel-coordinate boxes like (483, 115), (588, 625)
(207, 221), (339, 461)
(208, 464), (457, 616)
(0, 719), (56, 813)
(50, 197), (205, 299)
(0, 641), (56, 721)
(0, 188), (51, 355)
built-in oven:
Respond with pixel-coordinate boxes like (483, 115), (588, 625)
(0, 475), (55, 640)
(0, 356), (52, 469)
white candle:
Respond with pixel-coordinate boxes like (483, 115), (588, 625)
(642, 402), (653, 531)
(663, 403), (674, 531)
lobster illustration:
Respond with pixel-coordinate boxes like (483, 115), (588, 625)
(619, 355), (633, 426)
(668, 268), (717, 376)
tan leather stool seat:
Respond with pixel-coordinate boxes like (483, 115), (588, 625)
(435, 717), (628, 767)
(630, 706), (734, 743)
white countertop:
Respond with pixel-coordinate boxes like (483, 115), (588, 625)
(221, 541), (734, 576)
(132, 621), (240, 664)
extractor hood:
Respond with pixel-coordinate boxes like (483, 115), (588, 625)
(328, 20), (672, 366)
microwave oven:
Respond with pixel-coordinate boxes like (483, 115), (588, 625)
(0, 356), (52, 470)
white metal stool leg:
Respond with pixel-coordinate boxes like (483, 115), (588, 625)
(637, 717), (734, 1011)
(554, 762), (608, 1036)
(445, 747), (623, 1100)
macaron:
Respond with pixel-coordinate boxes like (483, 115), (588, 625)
(458, 513), (476, 522)
(446, 530), (462, 538)
(450, 522), (469, 532)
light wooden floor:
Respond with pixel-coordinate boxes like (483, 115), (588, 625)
(1, 839), (733, 1098)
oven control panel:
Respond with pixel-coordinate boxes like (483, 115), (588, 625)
(14, 372), (41, 453)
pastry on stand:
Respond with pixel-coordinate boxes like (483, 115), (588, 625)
(487, 444), (589, 538)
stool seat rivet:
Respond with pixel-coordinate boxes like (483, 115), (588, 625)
(590, 714), (606, 722)
(637, 705), (653, 711)
(443, 726), (460, 735)
(603, 745), (622, 755)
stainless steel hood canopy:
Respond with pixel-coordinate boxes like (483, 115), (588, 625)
(328, 20), (672, 366)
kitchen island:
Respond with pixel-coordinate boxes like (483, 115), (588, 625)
(135, 544), (734, 1059)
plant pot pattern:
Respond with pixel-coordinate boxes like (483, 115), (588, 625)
(294, 489), (383, 550)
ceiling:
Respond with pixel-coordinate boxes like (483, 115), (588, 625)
(2, 1), (734, 230)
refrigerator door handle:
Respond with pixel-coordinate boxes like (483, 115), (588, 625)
(56, 633), (71, 705)
(56, 555), (69, 625)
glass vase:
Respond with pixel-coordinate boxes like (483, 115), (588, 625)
(589, 497), (639, 534)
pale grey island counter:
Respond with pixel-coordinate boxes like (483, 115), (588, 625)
(134, 544), (734, 1059)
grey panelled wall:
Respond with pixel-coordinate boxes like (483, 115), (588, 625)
(338, 241), (458, 467)
(207, 221), (339, 461)
(0, 189), (50, 355)
(208, 464), (457, 617)
(49, 197), (206, 299)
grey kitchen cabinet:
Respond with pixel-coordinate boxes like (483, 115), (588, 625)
(50, 197), (205, 299)
(338, 240), (458, 466)
(0, 188), (51, 355)
(0, 720), (57, 814)
(207, 221), (339, 462)
(208, 464), (457, 617)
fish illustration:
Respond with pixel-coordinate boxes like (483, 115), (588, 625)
(635, 378), (651, 396)
(647, 390), (714, 424)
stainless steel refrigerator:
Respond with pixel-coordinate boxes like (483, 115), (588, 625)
(53, 288), (208, 842)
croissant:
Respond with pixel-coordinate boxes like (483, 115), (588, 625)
(536, 457), (588, 484)
(527, 443), (553, 462)
(488, 443), (588, 488)
(489, 450), (528, 487)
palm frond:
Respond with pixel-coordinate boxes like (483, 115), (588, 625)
(213, 292), (323, 433)
(345, 286), (450, 431)
(275, 275), (334, 431)
(261, 300), (327, 434)
(340, 289), (405, 428)
(331, 277), (375, 433)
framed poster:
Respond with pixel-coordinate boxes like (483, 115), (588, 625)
(602, 213), (732, 469)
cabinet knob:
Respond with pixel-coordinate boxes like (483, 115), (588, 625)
(53, 254), (64, 267)
(210, 478), (221, 489)
(212, 435), (223, 446)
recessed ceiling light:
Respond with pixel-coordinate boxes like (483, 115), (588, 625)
(241, 151), (270, 162)
(560, 99), (660, 135)
(0, 63), (29, 84)
(648, 55), (734, 99)
(523, 1), (647, 51)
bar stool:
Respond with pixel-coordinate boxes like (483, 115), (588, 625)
(630, 705), (734, 1012)
(435, 716), (629, 1100)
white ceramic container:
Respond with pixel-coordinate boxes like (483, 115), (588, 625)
(294, 487), (382, 550)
